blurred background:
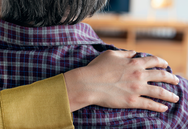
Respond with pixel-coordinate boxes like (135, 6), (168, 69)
(83, 0), (188, 79)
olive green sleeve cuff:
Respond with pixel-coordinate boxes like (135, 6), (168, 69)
(0, 74), (74, 129)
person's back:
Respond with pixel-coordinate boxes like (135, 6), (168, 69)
(0, 0), (187, 128)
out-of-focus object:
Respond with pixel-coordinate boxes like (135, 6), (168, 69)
(103, 0), (130, 14)
(149, 0), (176, 21)
(151, 0), (174, 9)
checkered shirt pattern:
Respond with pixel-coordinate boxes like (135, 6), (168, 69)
(0, 19), (188, 129)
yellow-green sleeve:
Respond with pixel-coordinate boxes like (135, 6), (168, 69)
(0, 74), (74, 129)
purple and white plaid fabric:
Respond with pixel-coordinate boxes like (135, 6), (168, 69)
(0, 19), (188, 128)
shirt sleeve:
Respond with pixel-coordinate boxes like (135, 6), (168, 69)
(0, 74), (74, 129)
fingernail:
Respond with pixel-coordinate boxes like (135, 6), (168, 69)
(165, 61), (168, 65)
(129, 50), (136, 56)
(174, 94), (179, 102)
(162, 105), (168, 111)
(175, 76), (179, 84)
(130, 50), (136, 54)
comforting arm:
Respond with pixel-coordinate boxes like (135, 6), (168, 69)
(0, 74), (73, 129)
(0, 50), (180, 129)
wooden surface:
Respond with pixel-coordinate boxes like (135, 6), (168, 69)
(83, 15), (188, 78)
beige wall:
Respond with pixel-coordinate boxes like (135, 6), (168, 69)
(130, 0), (188, 22)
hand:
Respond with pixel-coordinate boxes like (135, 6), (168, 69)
(64, 50), (179, 112)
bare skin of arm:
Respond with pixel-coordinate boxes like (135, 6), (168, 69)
(64, 50), (179, 112)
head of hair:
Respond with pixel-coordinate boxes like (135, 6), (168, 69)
(1, 0), (107, 27)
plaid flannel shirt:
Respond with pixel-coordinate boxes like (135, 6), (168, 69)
(0, 19), (188, 129)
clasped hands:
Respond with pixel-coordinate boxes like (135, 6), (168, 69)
(64, 50), (179, 112)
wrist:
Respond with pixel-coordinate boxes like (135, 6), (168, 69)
(64, 67), (93, 112)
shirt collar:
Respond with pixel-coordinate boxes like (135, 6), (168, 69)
(0, 19), (103, 47)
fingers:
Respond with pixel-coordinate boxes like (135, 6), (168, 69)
(146, 70), (179, 85)
(112, 50), (136, 58)
(131, 56), (168, 69)
(142, 85), (179, 103)
(131, 97), (168, 112)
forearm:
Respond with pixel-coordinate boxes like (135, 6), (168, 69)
(0, 74), (74, 129)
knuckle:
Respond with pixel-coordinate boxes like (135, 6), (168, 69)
(129, 59), (141, 66)
(158, 87), (166, 98)
(152, 56), (160, 63)
(132, 70), (144, 80)
(153, 104), (161, 111)
(126, 96), (137, 106)
(146, 102), (153, 109)
(146, 101), (164, 112)
(161, 70), (167, 78)
(130, 83), (142, 93)
(105, 50), (115, 55)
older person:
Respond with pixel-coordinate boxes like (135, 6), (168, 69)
(0, 0), (185, 128)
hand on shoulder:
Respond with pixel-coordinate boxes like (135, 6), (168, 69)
(64, 50), (179, 112)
